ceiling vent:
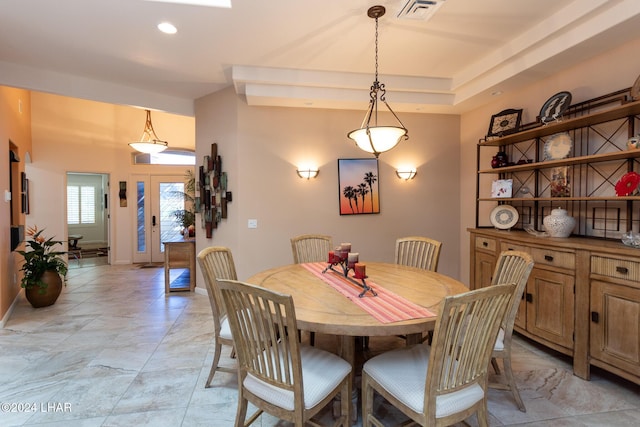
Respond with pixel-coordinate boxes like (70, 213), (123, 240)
(397, 0), (445, 21)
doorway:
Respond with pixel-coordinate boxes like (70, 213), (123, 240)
(66, 172), (110, 266)
(132, 174), (186, 264)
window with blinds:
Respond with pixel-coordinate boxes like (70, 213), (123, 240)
(67, 185), (96, 224)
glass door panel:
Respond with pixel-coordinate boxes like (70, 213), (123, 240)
(132, 174), (185, 263)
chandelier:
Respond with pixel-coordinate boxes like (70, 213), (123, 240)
(348, 5), (408, 158)
(129, 110), (168, 153)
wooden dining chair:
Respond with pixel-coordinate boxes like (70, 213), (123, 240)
(395, 236), (442, 272)
(217, 279), (352, 427)
(384, 235), (443, 347)
(290, 233), (332, 345)
(196, 246), (238, 388)
(362, 283), (516, 427)
(489, 250), (534, 412)
(290, 234), (333, 264)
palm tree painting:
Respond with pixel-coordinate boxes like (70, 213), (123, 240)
(338, 159), (380, 215)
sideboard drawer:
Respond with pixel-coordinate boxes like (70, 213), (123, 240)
(500, 241), (530, 254)
(531, 247), (575, 270)
(475, 236), (496, 252)
(591, 255), (640, 283)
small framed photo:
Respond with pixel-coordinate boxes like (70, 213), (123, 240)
(488, 108), (523, 137)
(550, 166), (571, 197)
(491, 179), (513, 198)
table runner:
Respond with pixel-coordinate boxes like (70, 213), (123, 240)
(301, 262), (435, 323)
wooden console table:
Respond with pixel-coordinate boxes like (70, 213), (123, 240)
(163, 239), (195, 293)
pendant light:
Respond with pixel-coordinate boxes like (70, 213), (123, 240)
(129, 109), (168, 153)
(348, 5), (408, 158)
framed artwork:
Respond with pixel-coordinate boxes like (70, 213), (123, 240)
(491, 179), (513, 198)
(631, 74), (640, 101)
(21, 179), (29, 214)
(198, 142), (230, 238)
(550, 166), (571, 197)
(338, 158), (379, 215)
(119, 181), (127, 207)
(487, 108), (523, 137)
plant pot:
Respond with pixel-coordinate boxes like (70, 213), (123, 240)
(25, 270), (63, 308)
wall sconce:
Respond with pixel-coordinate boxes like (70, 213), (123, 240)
(396, 168), (417, 180)
(296, 168), (319, 180)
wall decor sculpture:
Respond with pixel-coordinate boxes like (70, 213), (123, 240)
(338, 158), (380, 215)
(199, 143), (231, 238)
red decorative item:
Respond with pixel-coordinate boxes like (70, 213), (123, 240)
(615, 171), (640, 196)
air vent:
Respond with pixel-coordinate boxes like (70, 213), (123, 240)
(397, 0), (445, 21)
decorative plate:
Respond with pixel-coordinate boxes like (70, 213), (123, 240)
(615, 171), (640, 196)
(544, 132), (572, 160)
(490, 205), (519, 230)
(631, 74), (640, 101)
(539, 91), (572, 124)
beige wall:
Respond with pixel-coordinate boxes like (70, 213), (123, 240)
(195, 86), (462, 284)
(458, 37), (640, 284)
(0, 86), (31, 322)
(4, 37), (640, 321)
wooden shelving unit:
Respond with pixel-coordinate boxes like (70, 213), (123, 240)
(470, 89), (640, 386)
(475, 90), (640, 239)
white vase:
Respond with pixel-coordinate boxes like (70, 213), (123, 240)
(543, 208), (576, 238)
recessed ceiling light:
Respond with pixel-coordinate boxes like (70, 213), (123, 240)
(157, 22), (178, 34)
(491, 90), (503, 96)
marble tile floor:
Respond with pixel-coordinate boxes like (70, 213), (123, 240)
(1, 263), (638, 426)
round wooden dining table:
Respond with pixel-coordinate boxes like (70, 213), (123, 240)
(247, 262), (470, 367)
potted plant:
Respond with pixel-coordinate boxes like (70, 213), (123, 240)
(17, 226), (68, 308)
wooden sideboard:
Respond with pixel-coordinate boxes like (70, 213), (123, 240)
(163, 239), (195, 293)
(469, 228), (640, 385)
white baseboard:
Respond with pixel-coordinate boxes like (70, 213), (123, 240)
(0, 288), (23, 328)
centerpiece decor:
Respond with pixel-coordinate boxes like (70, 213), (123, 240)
(323, 242), (377, 297)
(17, 226), (68, 308)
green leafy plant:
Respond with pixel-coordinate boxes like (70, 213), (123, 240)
(174, 209), (196, 229)
(172, 169), (196, 230)
(17, 226), (68, 292)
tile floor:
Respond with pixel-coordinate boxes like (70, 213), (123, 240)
(1, 263), (639, 426)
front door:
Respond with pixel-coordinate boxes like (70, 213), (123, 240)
(132, 174), (185, 263)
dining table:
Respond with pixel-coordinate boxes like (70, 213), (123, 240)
(247, 261), (470, 372)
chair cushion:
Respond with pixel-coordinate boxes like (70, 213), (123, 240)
(363, 344), (484, 417)
(243, 345), (351, 411)
(494, 327), (505, 351)
(219, 316), (233, 340)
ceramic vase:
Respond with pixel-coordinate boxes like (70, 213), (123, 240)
(25, 270), (63, 308)
(543, 208), (576, 238)
(491, 151), (508, 168)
